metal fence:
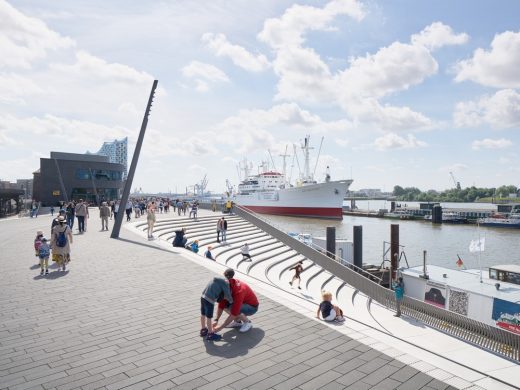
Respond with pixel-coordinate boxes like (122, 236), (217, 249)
(226, 204), (520, 362)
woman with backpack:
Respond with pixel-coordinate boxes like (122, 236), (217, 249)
(51, 215), (73, 271)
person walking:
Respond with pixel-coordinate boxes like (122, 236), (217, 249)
(146, 201), (156, 240)
(65, 202), (75, 229)
(51, 215), (73, 271)
(176, 200), (182, 216)
(99, 202), (111, 231)
(38, 237), (51, 276)
(213, 268), (259, 333)
(217, 217), (228, 243)
(50, 206), (55, 216)
(393, 277), (405, 317)
(240, 243), (252, 262)
(75, 199), (88, 233)
(289, 261), (304, 289)
(189, 202), (198, 219)
(125, 200), (133, 222)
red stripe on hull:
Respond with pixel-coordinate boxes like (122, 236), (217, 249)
(242, 205), (343, 219)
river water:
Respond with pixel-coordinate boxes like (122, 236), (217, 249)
(262, 201), (520, 271)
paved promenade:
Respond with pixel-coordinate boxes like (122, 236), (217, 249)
(0, 213), (492, 389)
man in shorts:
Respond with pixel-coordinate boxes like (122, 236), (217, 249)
(200, 276), (233, 341)
(213, 268), (259, 333)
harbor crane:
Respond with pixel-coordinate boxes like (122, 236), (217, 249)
(449, 172), (461, 190)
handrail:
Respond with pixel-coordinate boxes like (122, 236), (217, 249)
(231, 204), (520, 362)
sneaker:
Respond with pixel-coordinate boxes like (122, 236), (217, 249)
(45, 269), (49, 275)
(239, 321), (253, 333)
(226, 320), (242, 328)
(200, 328), (208, 337)
(40, 269), (44, 275)
(335, 316), (346, 323)
(289, 281), (292, 286)
(298, 286), (301, 290)
(206, 333), (222, 341)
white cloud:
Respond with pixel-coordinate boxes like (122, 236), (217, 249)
(373, 133), (427, 151)
(51, 51), (154, 84)
(454, 89), (520, 129)
(335, 138), (349, 147)
(215, 103), (351, 150)
(258, 0), (365, 49)
(454, 30), (520, 88)
(202, 33), (270, 72)
(0, 0), (74, 69)
(339, 42), (438, 100)
(255, 2), (459, 131)
(472, 138), (512, 150)
(411, 22), (468, 50)
(0, 113), (132, 149)
(0, 73), (43, 104)
(181, 60), (229, 91)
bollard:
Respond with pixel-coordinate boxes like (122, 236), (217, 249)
(326, 227), (336, 259)
(390, 224), (399, 280)
(353, 225), (363, 269)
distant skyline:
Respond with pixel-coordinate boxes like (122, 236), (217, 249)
(1, 0), (519, 193)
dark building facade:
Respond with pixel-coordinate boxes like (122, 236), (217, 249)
(33, 152), (125, 206)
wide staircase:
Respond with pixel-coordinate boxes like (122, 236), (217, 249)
(134, 212), (422, 335)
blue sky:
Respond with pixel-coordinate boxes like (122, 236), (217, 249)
(1, 0), (519, 193)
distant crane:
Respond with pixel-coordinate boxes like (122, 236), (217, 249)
(449, 172), (461, 190)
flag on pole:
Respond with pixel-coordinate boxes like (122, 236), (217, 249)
(469, 237), (485, 253)
(456, 255), (465, 269)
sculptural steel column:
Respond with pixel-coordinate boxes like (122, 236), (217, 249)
(111, 80), (158, 239)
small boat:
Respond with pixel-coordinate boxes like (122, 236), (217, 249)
(424, 211), (467, 223)
(478, 213), (520, 228)
(385, 210), (414, 220)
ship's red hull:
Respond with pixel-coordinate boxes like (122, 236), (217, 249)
(241, 205), (343, 219)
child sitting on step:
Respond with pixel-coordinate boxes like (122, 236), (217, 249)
(317, 291), (345, 322)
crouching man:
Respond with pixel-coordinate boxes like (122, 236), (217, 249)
(213, 268), (259, 333)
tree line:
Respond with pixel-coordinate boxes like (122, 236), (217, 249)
(392, 185), (519, 203)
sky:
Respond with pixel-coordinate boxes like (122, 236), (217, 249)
(0, 0), (519, 194)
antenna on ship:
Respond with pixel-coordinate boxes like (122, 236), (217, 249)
(292, 144), (302, 181)
(312, 136), (324, 179)
(301, 135), (314, 182)
(280, 145), (290, 185)
(268, 149), (277, 172)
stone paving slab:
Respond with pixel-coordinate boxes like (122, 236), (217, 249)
(1, 214), (457, 389)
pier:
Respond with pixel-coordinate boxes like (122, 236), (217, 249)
(1, 210), (519, 389)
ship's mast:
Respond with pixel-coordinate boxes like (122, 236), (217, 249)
(301, 135), (314, 181)
(238, 158), (251, 180)
(279, 145), (290, 184)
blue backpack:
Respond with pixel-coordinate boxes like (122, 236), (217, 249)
(56, 230), (68, 247)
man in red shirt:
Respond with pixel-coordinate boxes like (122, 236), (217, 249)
(213, 268), (259, 333)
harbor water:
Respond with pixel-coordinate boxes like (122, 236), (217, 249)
(262, 200), (520, 271)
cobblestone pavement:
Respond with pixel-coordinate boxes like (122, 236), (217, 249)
(0, 213), (456, 389)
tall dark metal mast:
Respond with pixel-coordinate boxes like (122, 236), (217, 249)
(111, 80), (158, 239)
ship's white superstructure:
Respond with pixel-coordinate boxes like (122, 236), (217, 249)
(232, 136), (352, 219)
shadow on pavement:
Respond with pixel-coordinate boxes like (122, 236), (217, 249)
(33, 270), (69, 280)
(29, 264), (40, 270)
(204, 328), (265, 358)
(116, 237), (175, 254)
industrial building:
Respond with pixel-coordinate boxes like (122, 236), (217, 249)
(33, 152), (125, 206)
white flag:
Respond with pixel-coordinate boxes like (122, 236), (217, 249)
(469, 237), (485, 253)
